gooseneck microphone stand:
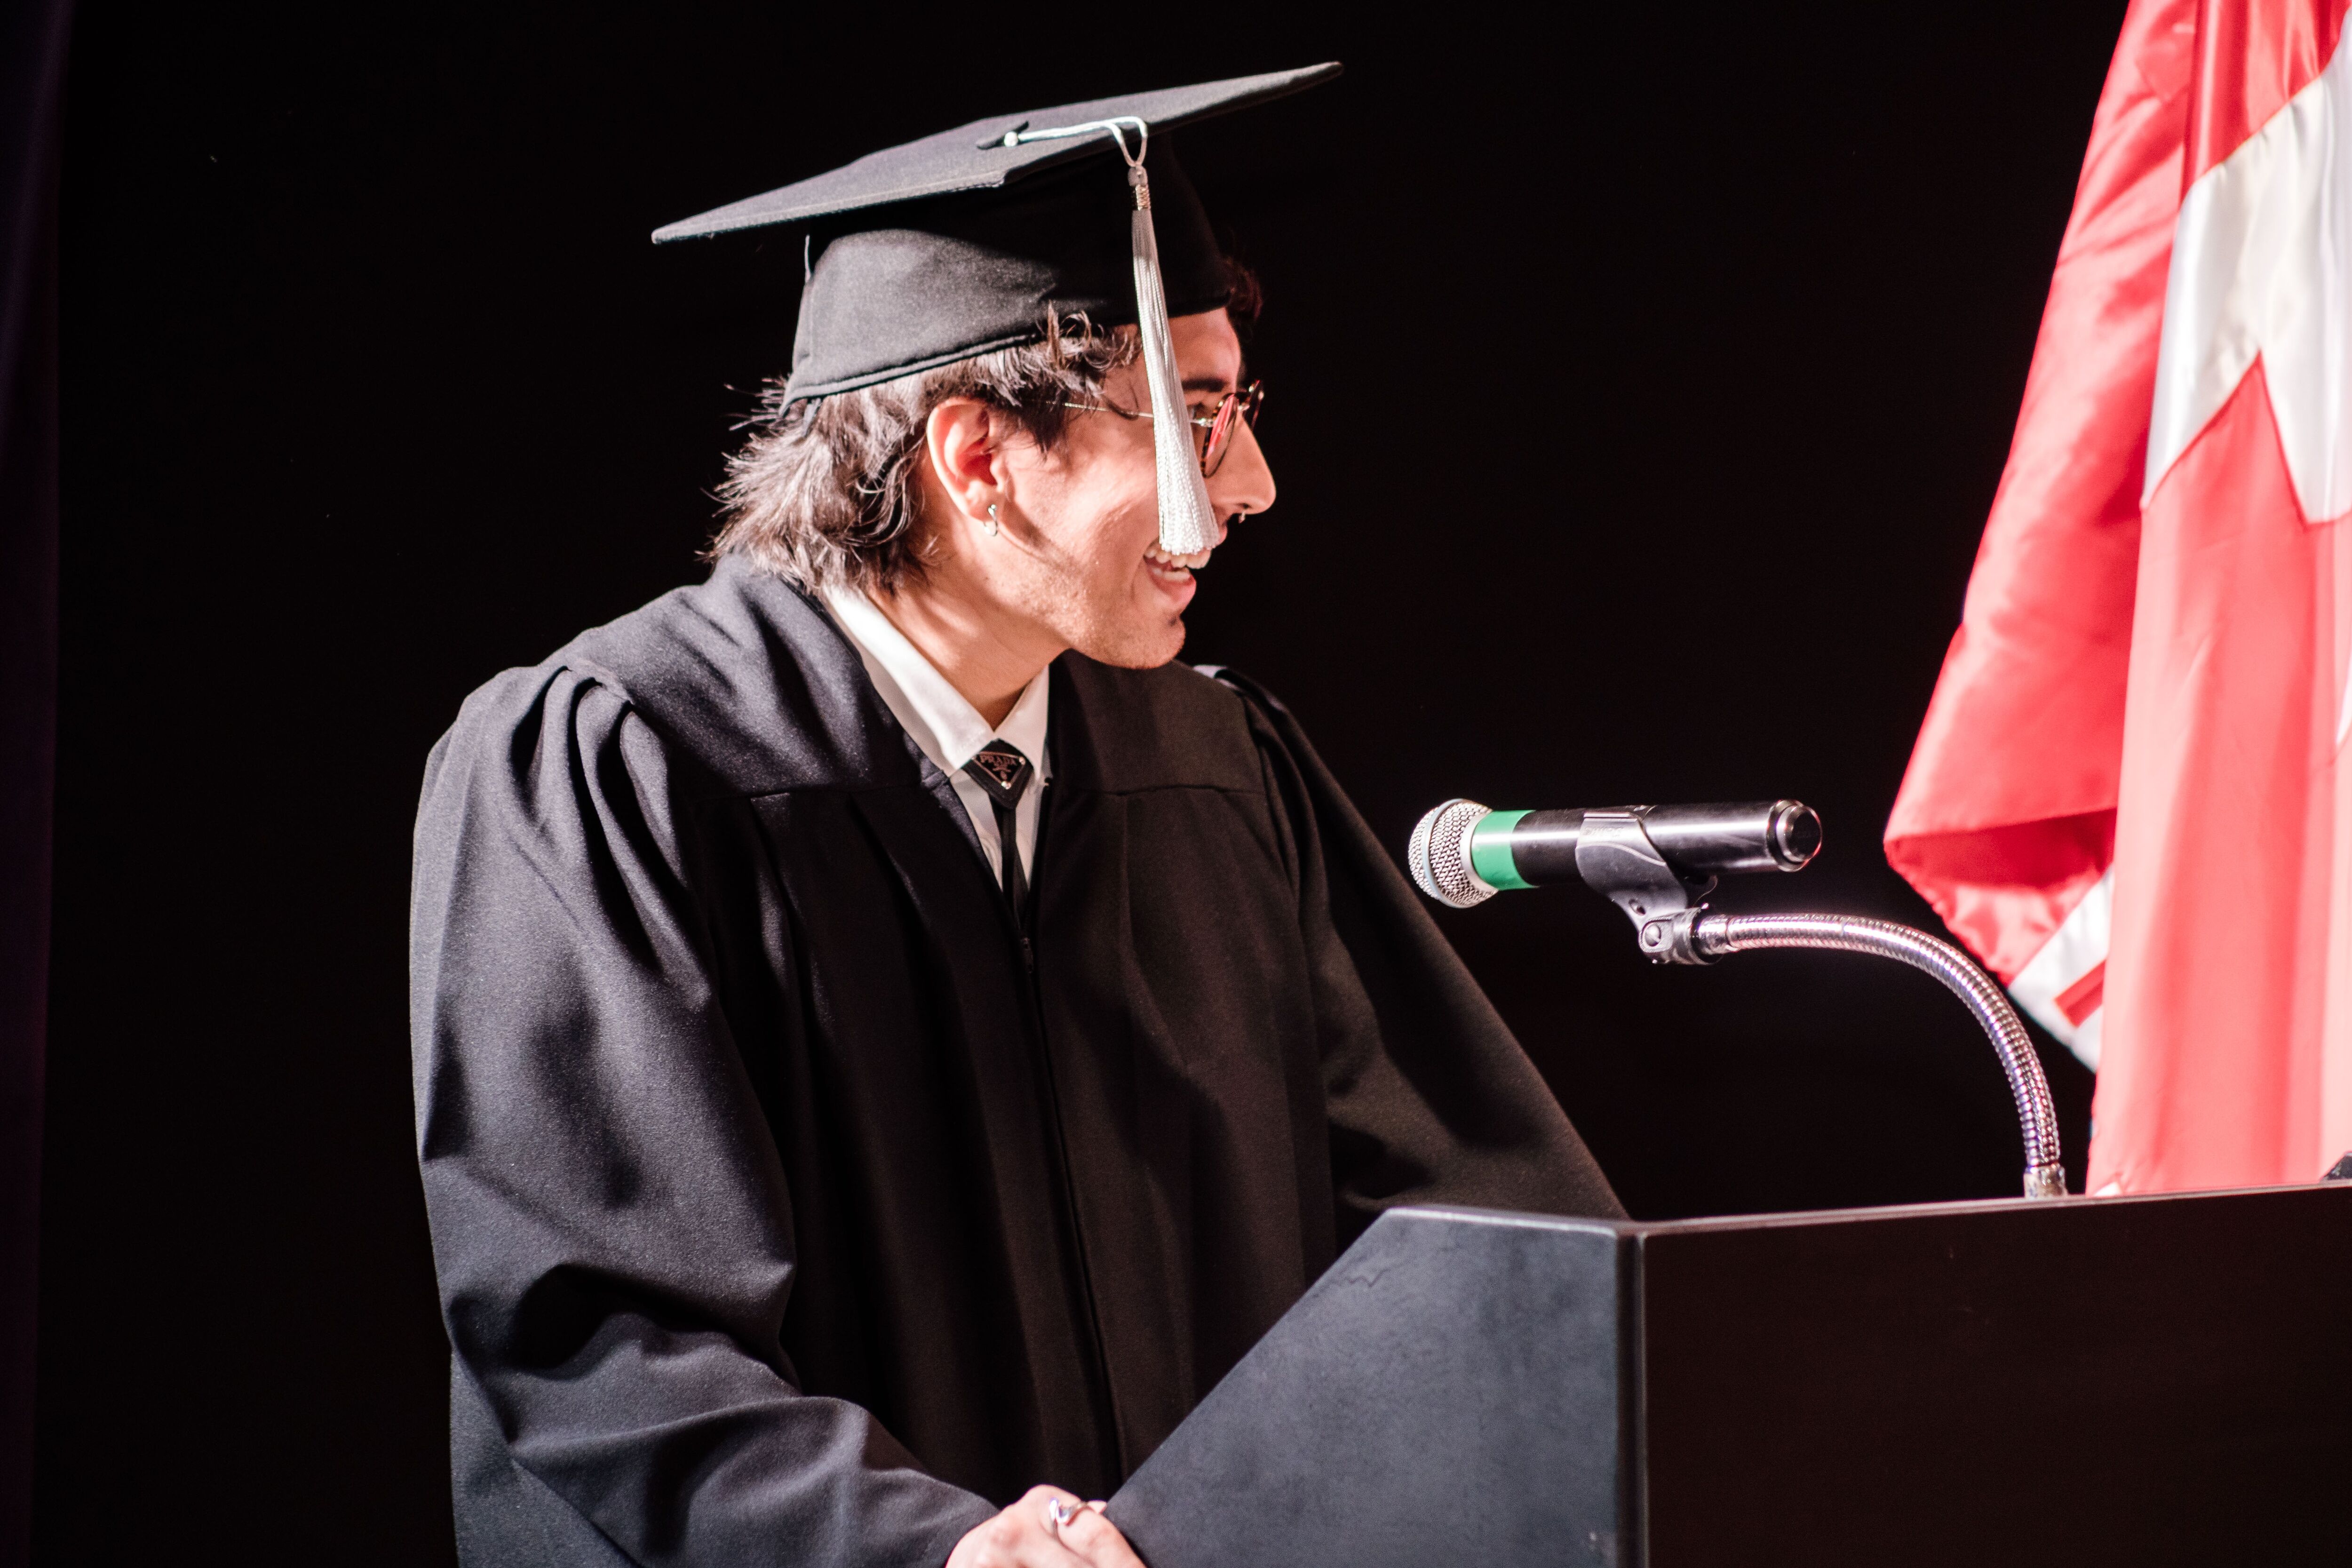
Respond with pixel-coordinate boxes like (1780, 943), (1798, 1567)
(1680, 913), (2065, 1197)
(1411, 800), (2068, 1200)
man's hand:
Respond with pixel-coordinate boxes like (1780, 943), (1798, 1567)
(945, 1485), (1144, 1568)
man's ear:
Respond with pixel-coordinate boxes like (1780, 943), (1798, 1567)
(923, 398), (1005, 525)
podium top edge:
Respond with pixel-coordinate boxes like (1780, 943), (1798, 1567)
(1389, 1181), (2352, 1241)
(1381, 1204), (1626, 1237)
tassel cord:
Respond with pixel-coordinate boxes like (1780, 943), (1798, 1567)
(1003, 116), (1220, 555)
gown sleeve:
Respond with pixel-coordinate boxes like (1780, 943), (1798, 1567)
(409, 663), (995, 1568)
(1214, 670), (1628, 1237)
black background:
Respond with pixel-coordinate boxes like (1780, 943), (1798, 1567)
(39, 4), (2128, 1561)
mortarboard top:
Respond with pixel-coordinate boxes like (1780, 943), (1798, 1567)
(655, 63), (1341, 554)
(652, 64), (1340, 242)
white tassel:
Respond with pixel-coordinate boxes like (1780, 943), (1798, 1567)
(999, 115), (1218, 556)
(1127, 165), (1218, 556)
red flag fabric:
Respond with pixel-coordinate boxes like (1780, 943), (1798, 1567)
(1887, 0), (2352, 1193)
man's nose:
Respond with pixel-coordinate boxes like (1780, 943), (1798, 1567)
(1208, 418), (1276, 522)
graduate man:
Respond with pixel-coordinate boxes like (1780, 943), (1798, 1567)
(410, 65), (1621, 1568)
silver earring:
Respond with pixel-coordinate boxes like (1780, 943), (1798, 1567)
(983, 502), (1001, 538)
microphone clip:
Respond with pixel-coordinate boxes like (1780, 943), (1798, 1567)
(1573, 810), (1718, 965)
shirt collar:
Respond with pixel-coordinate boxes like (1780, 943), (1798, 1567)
(823, 586), (1051, 778)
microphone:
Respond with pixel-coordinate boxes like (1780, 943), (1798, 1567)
(1402, 794), (2070, 1199)
(1409, 799), (1821, 909)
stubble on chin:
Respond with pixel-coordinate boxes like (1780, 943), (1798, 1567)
(1049, 574), (1187, 667)
(1077, 612), (1187, 671)
(1017, 555), (1189, 671)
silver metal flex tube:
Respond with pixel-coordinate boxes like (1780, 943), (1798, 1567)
(1692, 912), (2069, 1199)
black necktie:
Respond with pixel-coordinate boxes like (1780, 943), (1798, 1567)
(962, 740), (1034, 915)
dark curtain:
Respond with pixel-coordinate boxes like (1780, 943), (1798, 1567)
(0, 1), (71, 1564)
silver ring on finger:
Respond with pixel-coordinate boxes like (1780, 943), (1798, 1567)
(1044, 1496), (1079, 1536)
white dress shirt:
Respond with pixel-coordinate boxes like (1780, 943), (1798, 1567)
(823, 586), (1049, 885)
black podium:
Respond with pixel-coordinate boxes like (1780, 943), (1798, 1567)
(1105, 1186), (2352, 1566)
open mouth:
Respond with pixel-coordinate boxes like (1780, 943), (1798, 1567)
(1144, 541), (1213, 579)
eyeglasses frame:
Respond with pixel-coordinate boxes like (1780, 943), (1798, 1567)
(1057, 379), (1265, 478)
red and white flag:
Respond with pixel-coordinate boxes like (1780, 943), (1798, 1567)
(1887, 0), (2352, 1194)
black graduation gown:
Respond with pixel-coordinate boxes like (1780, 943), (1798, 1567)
(410, 557), (1622, 1568)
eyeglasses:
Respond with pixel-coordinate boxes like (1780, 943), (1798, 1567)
(1060, 380), (1265, 478)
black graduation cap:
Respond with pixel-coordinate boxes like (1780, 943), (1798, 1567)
(654, 63), (1342, 555)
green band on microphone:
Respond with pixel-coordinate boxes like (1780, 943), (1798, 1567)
(1470, 809), (1533, 891)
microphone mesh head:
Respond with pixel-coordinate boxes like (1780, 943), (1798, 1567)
(1408, 799), (1498, 908)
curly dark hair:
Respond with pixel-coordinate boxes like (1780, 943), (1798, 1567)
(712, 263), (1260, 595)
(710, 314), (1140, 595)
